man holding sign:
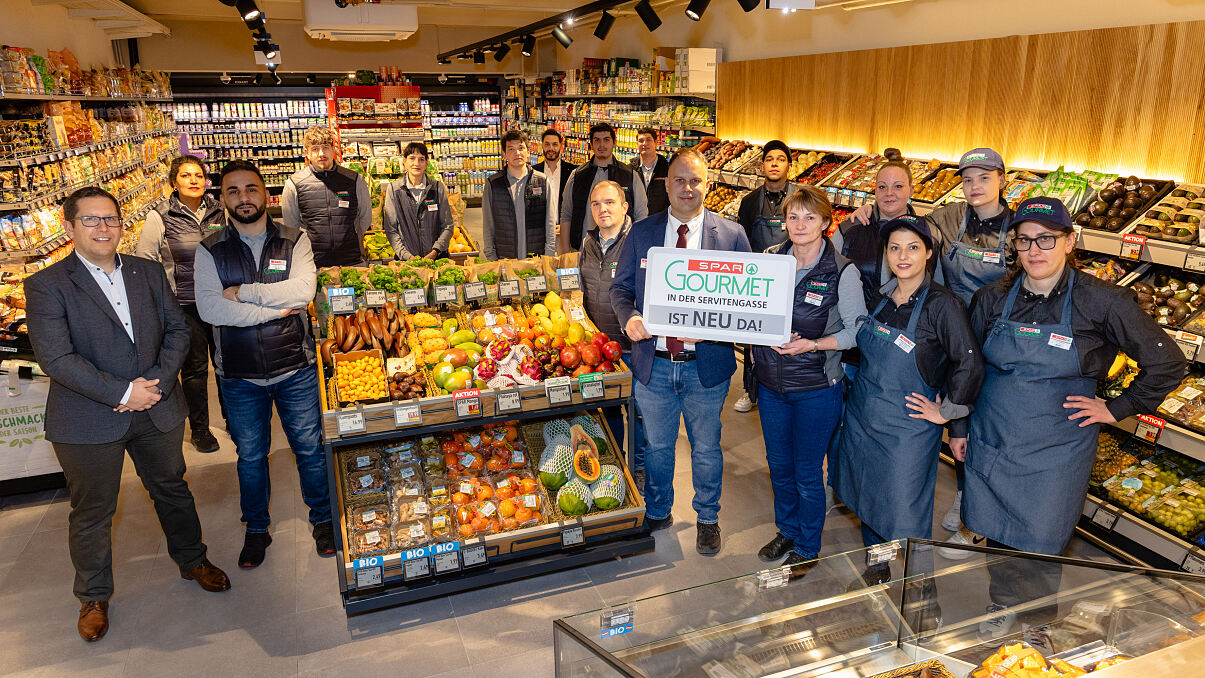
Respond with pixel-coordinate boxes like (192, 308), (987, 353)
(610, 148), (752, 556)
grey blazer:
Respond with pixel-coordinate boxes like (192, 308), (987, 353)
(25, 253), (189, 444)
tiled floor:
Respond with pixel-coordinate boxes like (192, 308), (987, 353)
(0, 208), (1116, 677)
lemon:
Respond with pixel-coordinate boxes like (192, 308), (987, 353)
(544, 291), (562, 312)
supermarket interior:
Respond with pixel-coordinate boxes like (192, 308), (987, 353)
(7, 0), (1205, 676)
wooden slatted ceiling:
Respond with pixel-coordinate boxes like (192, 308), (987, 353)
(718, 20), (1205, 182)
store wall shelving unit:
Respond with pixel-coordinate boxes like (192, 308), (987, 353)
(421, 91), (502, 204)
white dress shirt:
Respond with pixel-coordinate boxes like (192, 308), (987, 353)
(656, 210), (706, 351)
(543, 159), (562, 229)
(76, 252), (135, 404)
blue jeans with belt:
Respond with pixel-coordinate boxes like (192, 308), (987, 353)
(634, 357), (730, 524)
(220, 367), (331, 533)
(758, 381), (844, 558)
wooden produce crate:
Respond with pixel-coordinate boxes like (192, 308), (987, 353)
(331, 349), (391, 408)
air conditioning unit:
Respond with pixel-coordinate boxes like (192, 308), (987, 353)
(303, 0), (418, 42)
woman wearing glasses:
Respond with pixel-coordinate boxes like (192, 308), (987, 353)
(956, 197), (1185, 635)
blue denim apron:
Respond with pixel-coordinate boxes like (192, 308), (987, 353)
(943, 209), (1011, 304)
(750, 191), (789, 254)
(963, 273), (1097, 554)
(835, 286), (941, 539)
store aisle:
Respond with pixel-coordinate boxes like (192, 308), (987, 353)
(0, 210), (1115, 677)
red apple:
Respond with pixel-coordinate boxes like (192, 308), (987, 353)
(601, 340), (622, 362)
(560, 347), (581, 368)
(579, 344), (602, 366)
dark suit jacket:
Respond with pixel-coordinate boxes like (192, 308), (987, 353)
(26, 253), (189, 444)
(535, 159), (576, 208)
(630, 155), (669, 214)
(609, 210), (752, 388)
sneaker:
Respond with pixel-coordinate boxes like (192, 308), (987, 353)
(696, 522), (721, 555)
(239, 532), (271, 568)
(941, 491), (963, 532)
(191, 429), (220, 453)
(313, 522), (336, 556)
(782, 551), (813, 567)
(978, 603), (1017, 640)
(732, 393), (754, 413)
(758, 533), (795, 561)
(937, 527), (985, 560)
(646, 515), (674, 532)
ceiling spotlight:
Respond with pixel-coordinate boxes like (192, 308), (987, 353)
(594, 11), (615, 39)
(566, 15), (574, 26)
(235, 0), (260, 21)
(437, 57), (451, 65)
(256, 41), (279, 59)
(685, 0), (711, 20)
(493, 42), (511, 61)
(738, 0), (759, 10)
(306, 73), (316, 84)
(457, 53), (472, 60)
(271, 71), (282, 85)
(635, 0), (661, 31)
(521, 34), (536, 56)
(551, 24), (573, 48)
(473, 50), (485, 64)
(219, 72), (232, 84)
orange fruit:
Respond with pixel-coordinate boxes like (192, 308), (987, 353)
(470, 516), (490, 532)
(499, 499), (517, 518)
(456, 505), (474, 524)
(501, 517), (519, 531)
(458, 524), (475, 538)
(519, 478), (538, 494)
(495, 486), (516, 500)
(475, 485), (494, 501)
(515, 506), (534, 522)
(452, 492), (471, 505)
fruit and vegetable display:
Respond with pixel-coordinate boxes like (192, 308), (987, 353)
(786, 151), (826, 182)
(322, 304), (409, 363)
(1073, 253), (1131, 284)
(912, 166), (960, 202)
(796, 154), (849, 185)
(1128, 270), (1205, 327)
(1156, 375), (1205, 432)
(868, 661), (954, 678)
(364, 231), (395, 260)
(723, 144), (761, 173)
(823, 155), (934, 193)
(706, 140), (750, 170)
(1143, 480), (1205, 538)
(537, 415), (628, 517)
(1131, 184), (1205, 243)
(1071, 175), (1167, 233)
(1098, 353), (1139, 400)
(334, 352), (389, 405)
(703, 184), (741, 212)
(448, 224), (476, 254)
(1091, 431), (1143, 486)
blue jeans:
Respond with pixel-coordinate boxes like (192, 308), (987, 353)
(634, 357), (730, 523)
(758, 382), (844, 558)
(601, 403), (648, 472)
(220, 368), (331, 533)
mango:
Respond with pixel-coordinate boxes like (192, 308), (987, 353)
(449, 330), (477, 346)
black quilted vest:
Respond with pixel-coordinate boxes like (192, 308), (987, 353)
(158, 193), (225, 304)
(290, 165), (361, 267)
(487, 169), (548, 259)
(569, 160), (635, 251)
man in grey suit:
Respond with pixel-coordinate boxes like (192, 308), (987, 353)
(25, 187), (230, 643)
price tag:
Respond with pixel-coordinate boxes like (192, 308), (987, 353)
(495, 388), (523, 414)
(558, 272), (582, 292)
(463, 281), (487, 301)
(578, 372), (605, 400)
(757, 566), (791, 590)
(1186, 251), (1205, 273)
(403, 556), (430, 580)
(545, 376), (573, 406)
(525, 275), (548, 294)
(1182, 552), (1205, 575)
(1120, 233), (1146, 261)
(1133, 414), (1166, 444)
(461, 542), (487, 568)
(330, 293), (355, 314)
(1091, 507), (1119, 531)
(402, 287), (426, 307)
(364, 289), (387, 307)
(453, 388), (482, 419)
(393, 400), (422, 427)
(867, 543), (899, 565)
(1175, 331), (1203, 362)
(352, 556), (384, 588)
(433, 285), (458, 304)
(498, 279), (521, 299)
(561, 524), (585, 548)
(433, 550), (461, 574)
(600, 606), (635, 640)
(337, 411), (366, 436)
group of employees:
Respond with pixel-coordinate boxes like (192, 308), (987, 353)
(26, 119), (1185, 643)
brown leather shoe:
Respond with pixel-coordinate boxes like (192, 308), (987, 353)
(180, 559), (231, 593)
(78, 600), (109, 642)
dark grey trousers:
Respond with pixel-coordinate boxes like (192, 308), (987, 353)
(51, 411), (207, 601)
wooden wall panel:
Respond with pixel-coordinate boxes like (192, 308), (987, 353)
(717, 20), (1205, 182)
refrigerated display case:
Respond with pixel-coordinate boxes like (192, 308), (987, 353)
(554, 539), (1205, 677)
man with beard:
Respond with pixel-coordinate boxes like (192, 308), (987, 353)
(194, 161), (334, 568)
(535, 129), (576, 235)
(559, 123), (648, 254)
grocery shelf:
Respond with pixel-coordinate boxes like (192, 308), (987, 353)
(192, 143), (301, 149)
(543, 92), (716, 101)
(174, 116), (289, 123)
(0, 233), (70, 264)
(0, 90), (172, 103)
(1078, 493), (1205, 573)
(0, 158), (150, 211)
(1107, 416), (1205, 464)
(0, 129), (177, 168)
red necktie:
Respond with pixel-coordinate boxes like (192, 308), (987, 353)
(666, 224), (689, 356)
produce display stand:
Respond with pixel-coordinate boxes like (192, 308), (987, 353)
(315, 266), (651, 615)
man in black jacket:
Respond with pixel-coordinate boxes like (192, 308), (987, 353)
(559, 122), (648, 254)
(482, 130), (555, 260)
(26, 187), (230, 643)
(282, 126), (372, 267)
(535, 129), (575, 230)
(630, 126), (669, 215)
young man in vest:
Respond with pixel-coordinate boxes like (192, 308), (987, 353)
(630, 126), (669, 216)
(482, 130), (555, 260)
(382, 142), (455, 260)
(194, 161), (334, 568)
(282, 126), (372, 267)
(559, 122), (648, 254)
(535, 129), (576, 237)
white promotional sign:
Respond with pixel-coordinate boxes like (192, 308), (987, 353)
(641, 247), (796, 346)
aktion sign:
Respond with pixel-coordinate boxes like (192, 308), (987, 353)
(641, 247), (796, 346)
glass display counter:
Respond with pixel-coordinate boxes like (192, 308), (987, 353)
(554, 539), (1205, 677)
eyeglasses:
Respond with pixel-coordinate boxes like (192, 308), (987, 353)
(1012, 234), (1063, 251)
(76, 216), (123, 228)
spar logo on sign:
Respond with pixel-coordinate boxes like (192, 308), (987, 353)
(1015, 326), (1041, 338)
(665, 258), (773, 297)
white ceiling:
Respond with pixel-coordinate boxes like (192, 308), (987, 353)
(123, 0), (586, 27)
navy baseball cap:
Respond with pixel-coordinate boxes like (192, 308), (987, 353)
(1013, 197), (1074, 232)
(879, 214), (935, 250)
(956, 147), (1006, 175)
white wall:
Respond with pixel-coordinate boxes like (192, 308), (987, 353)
(0, 0), (116, 68)
(549, 0), (1205, 68)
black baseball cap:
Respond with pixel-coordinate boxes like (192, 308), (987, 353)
(956, 147), (1005, 175)
(1012, 197), (1074, 232)
(879, 214), (935, 250)
(763, 140), (791, 163)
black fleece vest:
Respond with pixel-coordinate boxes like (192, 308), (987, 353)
(487, 170), (548, 259)
(291, 165), (361, 267)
